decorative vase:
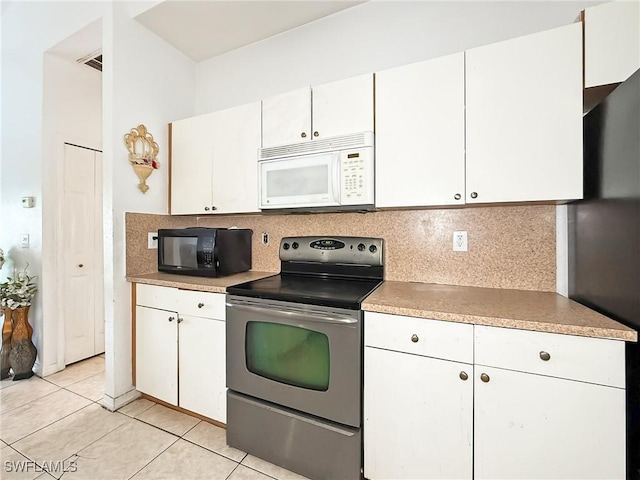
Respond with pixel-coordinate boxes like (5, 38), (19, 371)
(0, 307), (13, 380)
(132, 164), (154, 194)
(9, 306), (36, 380)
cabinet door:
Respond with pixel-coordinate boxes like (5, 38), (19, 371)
(210, 102), (261, 214)
(375, 53), (465, 207)
(364, 347), (473, 480)
(179, 315), (226, 423)
(135, 305), (178, 405)
(584, 0), (640, 88)
(312, 74), (374, 139)
(170, 113), (215, 215)
(262, 86), (311, 147)
(466, 23), (583, 203)
(474, 366), (625, 480)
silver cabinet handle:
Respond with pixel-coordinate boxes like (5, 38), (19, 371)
(459, 371), (468, 381)
(470, 192), (478, 199)
(411, 334), (419, 343)
(480, 373), (490, 383)
(540, 351), (551, 361)
(168, 316), (175, 322)
(226, 301), (357, 324)
(197, 303), (204, 308)
(454, 193), (461, 200)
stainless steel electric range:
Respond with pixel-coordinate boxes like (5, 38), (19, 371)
(226, 236), (384, 480)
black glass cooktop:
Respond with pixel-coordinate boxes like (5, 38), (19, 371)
(227, 273), (383, 310)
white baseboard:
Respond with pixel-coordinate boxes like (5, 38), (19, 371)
(101, 388), (141, 412)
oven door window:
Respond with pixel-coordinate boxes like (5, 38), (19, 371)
(245, 321), (330, 391)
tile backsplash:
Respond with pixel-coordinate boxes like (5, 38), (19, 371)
(126, 205), (556, 291)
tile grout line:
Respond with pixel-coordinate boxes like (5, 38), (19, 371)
(125, 433), (182, 480)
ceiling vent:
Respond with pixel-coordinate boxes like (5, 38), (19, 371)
(77, 50), (102, 72)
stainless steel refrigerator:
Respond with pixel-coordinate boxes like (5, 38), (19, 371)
(569, 68), (640, 480)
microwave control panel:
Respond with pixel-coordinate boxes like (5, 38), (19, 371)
(341, 149), (372, 204)
(201, 237), (215, 267)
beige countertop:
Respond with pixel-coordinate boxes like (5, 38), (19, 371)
(363, 281), (637, 342)
(126, 271), (276, 293)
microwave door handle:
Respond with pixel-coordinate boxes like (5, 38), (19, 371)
(332, 153), (341, 203)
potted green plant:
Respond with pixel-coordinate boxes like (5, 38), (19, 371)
(0, 266), (38, 380)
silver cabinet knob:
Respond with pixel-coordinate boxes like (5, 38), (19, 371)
(177, 317), (183, 324)
(470, 192), (478, 199)
(301, 132), (307, 138)
(411, 334), (419, 343)
(480, 373), (490, 383)
(168, 316), (175, 322)
(540, 351), (551, 361)
(78, 264), (84, 268)
(211, 206), (217, 211)
(454, 193), (461, 200)
(313, 131), (319, 137)
(204, 206), (210, 211)
(459, 371), (468, 381)
(197, 303), (204, 309)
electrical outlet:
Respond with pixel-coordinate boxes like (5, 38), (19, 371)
(21, 234), (29, 248)
(262, 232), (269, 245)
(148, 232), (158, 249)
(453, 231), (468, 252)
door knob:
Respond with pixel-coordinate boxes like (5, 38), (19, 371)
(204, 206), (210, 211)
(480, 373), (490, 383)
(539, 351), (551, 361)
(313, 131), (319, 137)
(454, 193), (461, 200)
(411, 334), (419, 343)
(168, 316), (175, 322)
(301, 132), (307, 138)
(470, 192), (478, 199)
(197, 303), (204, 308)
(459, 371), (468, 381)
(211, 206), (217, 211)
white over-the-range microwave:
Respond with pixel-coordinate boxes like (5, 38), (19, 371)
(258, 131), (374, 211)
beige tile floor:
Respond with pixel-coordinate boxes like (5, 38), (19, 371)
(0, 356), (308, 480)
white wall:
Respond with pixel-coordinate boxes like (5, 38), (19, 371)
(1, 1), (105, 375)
(41, 51), (103, 376)
(195, 0), (601, 113)
(102, 2), (196, 409)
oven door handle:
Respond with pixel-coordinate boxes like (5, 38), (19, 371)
(226, 302), (358, 325)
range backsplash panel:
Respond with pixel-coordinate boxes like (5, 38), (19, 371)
(126, 205), (556, 291)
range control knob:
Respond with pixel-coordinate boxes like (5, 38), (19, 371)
(283, 243), (290, 250)
(369, 245), (377, 253)
(357, 243), (366, 252)
(292, 242), (299, 249)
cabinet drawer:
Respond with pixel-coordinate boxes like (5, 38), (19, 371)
(475, 325), (625, 388)
(136, 284), (178, 312)
(176, 289), (226, 320)
(365, 312), (473, 364)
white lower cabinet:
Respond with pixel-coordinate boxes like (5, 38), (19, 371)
(364, 313), (626, 480)
(474, 366), (625, 480)
(135, 284), (227, 423)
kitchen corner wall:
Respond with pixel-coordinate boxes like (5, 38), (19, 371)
(126, 204), (556, 292)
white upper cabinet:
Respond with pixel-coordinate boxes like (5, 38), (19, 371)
(261, 87), (312, 147)
(375, 53), (465, 207)
(584, 0), (640, 88)
(170, 102), (261, 215)
(170, 113), (215, 215)
(261, 74), (374, 148)
(312, 74), (374, 140)
(210, 101), (261, 214)
(465, 23), (583, 204)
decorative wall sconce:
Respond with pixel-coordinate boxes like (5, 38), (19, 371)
(124, 124), (160, 194)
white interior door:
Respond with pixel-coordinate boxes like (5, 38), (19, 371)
(63, 143), (104, 365)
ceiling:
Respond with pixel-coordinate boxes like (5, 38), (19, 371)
(135, 1), (365, 62)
